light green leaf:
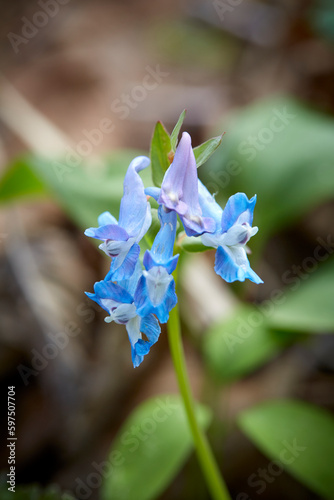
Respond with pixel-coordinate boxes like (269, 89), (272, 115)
(170, 109), (186, 151)
(193, 135), (224, 168)
(268, 257), (334, 333)
(203, 97), (334, 236)
(238, 399), (334, 500)
(203, 306), (293, 382)
(21, 150), (148, 229)
(101, 394), (211, 500)
(0, 157), (47, 203)
(150, 121), (172, 187)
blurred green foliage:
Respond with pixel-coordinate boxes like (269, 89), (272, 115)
(203, 305), (295, 382)
(1, 95), (334, 498)
(309, 0), (334, 42)
(239, 400), (334, 500)
(202, 96), (334, 238)
(101, 395), (211, 500)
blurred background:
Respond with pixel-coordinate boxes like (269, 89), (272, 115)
(0, 0), (334, 499)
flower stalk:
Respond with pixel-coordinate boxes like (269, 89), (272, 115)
(167, 266), (232, 500)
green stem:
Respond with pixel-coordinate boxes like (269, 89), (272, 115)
(167, 268), (231, 500)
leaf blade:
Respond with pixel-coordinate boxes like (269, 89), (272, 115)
(193, 134), (224, 168)
(170, 109), (186, 151)
(238, 400), (334, 500)
(101, 394), (211, 500)
(150, 121), (172, 187)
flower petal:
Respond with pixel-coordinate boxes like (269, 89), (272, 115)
(214, 245), (263, 284)
(158, 132), (215, 236)
(143, 206), (179, 273)
(140, 314), (160, 345)
(93, 279), (133, 304)
(158, 132), (190, 210)
(84, 224), (129, 241)
(134, 276), (177, 323)
(220, 193), (257, 233)
(119, 156), (151, 238)
(126, 316), (144, 368)
(98, 211), (118, 226)
(198, 180), (222, 228)
(108, 243), (141, 281)
(145, 187), (161, 200)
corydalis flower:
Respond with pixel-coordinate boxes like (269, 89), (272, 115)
(199, 182), (262, 284)
(85, 156), (151, 281)
(134, 206), (178, 323)
(86, 263), (160, 368)
(158, 132), (215, 237)
(84, 123), (262, 369)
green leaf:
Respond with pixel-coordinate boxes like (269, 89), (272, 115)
(0, 157), (47, 203)
(238, 400), (334, 500)
(268, 257), (334, 333)
(101, 394), (211, 500)
(203, 97), (334, 236)
(170, 109), (186, 151)
(203, 306), (293, 382)
(193, 135), (224, 168)
(18, 150), (149, 229)
(150, 121), (172, 187)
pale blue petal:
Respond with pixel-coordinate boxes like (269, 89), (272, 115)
(159, 132), (190, 209)
(126, 314), (160, 368)
(99, 239), (130, 258)
(198, 180), (222, 228)
(220, 193), (257, 233)
(140, 314), (160, 344)
(143, 251), (179, 275)
(158, 132), (216, 236)
(119, 156), (151, 238)
(180, 214), (216, 237)
(85, 290), (107, 312)
(98, 211), (118, 226)
(134, 275), (177, 323)
(117, 259), (143, 296)
(214, 245), (262, 284)
(93, 279), (133, 304)
(135, 203), (152, 243)
(134, 339), (151, 356)
(126, 316), (144, 368)
(145, 187), (161, 200)
(84, 224), (129, 241)
(143, 206), (179, 272)
(109, 243), (140, 281)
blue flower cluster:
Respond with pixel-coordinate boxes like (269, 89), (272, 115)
(85, 132), (262, 367)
